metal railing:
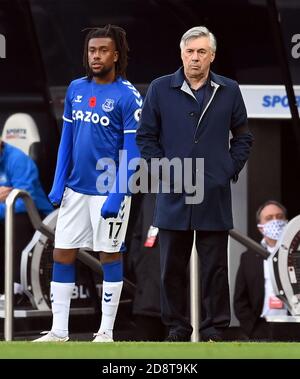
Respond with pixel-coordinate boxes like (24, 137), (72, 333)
(5, 190), (268, 342)
(189, 228), (269, 342)
(5, 189), (54, 341)
(4, 189), (135, 341)
(190, 234), (199, 342)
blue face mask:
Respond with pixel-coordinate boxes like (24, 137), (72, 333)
(257, 219), (288, 241)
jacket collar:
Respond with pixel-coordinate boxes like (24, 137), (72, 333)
(170, 67), (227, 88)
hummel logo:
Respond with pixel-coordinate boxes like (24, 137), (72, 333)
(112, 239), (119, 247)
(74, 95), (83, 103)
(104, 292), (112, 303)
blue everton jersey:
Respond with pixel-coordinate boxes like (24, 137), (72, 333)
(62, 76), (142, 195)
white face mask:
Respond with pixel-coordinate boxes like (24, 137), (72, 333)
(257, 219), (288, 241)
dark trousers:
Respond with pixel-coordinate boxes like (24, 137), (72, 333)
(159, 229), (230, 339)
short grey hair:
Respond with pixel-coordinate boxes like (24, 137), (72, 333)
(180, 26), (217, 53)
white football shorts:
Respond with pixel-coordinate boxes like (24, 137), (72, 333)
(54, 187), (131, 252)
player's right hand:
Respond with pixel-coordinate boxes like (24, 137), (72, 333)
(48, 188), (63, 207)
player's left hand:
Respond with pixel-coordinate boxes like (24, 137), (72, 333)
(101, 194), (124, 219)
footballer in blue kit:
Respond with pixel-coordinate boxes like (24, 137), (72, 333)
(34, 25), (141, 343)
(58, 75), (142, 196)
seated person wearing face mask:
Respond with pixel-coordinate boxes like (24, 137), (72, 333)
(234, 200), (288, 341)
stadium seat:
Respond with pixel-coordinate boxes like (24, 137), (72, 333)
(1, 113), (41, 155)
(1, 113), (47, 188)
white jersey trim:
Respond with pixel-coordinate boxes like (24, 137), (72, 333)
(63, 115), (73, 123)
(123, 130), (136, 134)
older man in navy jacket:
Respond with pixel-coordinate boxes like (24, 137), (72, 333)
(136, 26), (253, 342)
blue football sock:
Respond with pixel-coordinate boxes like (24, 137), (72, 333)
(102, 260), (123, 282)
(52, 262), (76, 283)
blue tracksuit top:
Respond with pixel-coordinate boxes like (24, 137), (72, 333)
(0, 142), (53, 219)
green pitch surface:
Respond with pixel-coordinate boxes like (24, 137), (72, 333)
(1, 341), (300, 359)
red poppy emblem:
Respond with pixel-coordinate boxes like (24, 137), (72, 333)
(89, 97), (96, 107)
